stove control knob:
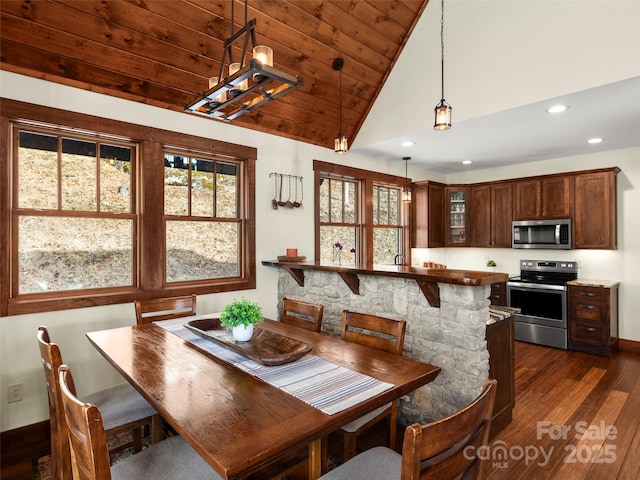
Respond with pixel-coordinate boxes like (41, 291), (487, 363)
(561, 263), (566, 267)
(567, 263), (574, 268)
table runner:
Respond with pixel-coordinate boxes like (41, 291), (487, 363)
(156, 316), (393, 415)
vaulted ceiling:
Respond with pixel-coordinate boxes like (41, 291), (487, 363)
(0, 0), (428, 150)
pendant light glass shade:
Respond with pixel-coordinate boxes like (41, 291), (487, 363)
(335, 134), (348, 154)
(228, 63), (248, 97)
(207, 77), (227, 107)
(402, 185), (412, 203)
(434, 100), (452, 131)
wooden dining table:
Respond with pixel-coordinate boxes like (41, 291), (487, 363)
(86, 318), (440, 480)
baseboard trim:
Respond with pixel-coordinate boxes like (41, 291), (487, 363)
(619, 338), (640, 353)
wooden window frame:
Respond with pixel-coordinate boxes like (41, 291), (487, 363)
(313, 160), (410, 265)
(0, 99), (256, 316)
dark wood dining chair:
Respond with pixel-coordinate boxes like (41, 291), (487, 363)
(58, 364), (222, 480)
(339, 310), (407, 461)
(37, 326), (162, 480)
(279, 297), (325, 332)
(134, 294), (197, 325)
(319, 379), (497, 480)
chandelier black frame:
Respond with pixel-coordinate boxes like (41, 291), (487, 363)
(185, 1), (303, 122)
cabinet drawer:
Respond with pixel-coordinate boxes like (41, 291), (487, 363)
(570, 322), (607, 346)
(570, 301), (607, 323)
(569, 286), (608, 302)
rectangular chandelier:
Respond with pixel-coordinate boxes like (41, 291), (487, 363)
(185, 17), (303, 122)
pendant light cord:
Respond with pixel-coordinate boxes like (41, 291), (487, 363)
(339, 67), (344, 136)
(440, 0), (445, 102)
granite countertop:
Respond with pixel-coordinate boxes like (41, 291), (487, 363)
(487, 306), (520, 325)
(567, 279), (620, 288)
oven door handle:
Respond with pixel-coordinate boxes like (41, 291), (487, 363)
(506, 282), (567, 292)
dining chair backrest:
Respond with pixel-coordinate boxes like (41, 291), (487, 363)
(134, 294), (197, 325)
(37, 326), (73, 480)
(401, 379), (497, 480)
(341, 310), (406, 355)
(279, 298), (325, 332)
(59, 364), (117, 480)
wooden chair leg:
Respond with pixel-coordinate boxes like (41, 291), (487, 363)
(132, 426), (143, 453)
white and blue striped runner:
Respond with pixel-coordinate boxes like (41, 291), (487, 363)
(156, 317), (393, 415)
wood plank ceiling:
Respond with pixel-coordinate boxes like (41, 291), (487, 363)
(0, 0), (428, 150)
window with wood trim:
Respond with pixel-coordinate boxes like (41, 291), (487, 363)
(1, 100), (256, 316)
(318, 176), (361, 262)
(314, 160), (410, 266)
(372, 185), (403, 265)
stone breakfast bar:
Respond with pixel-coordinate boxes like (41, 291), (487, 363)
(262, 260), (515, 435)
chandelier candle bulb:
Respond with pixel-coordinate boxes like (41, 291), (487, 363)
(207, 77), (226, 108)
(253, 46), (273, 81)
(229, 63), (248, 97)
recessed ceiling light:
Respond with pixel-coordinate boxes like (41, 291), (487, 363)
(588, 137), (604, 144)
(546, 105), (568, 114)
(401, 141), (415, 147)
(462, 160), (472, 165)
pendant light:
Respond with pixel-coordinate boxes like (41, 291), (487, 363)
(402, 157), (412, 203)
(434, 0), (452, 131)
(333, 58), (348, 154)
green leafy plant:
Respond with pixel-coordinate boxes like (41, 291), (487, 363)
(486, 259), (497, 267)
(219, 298), (263, 329)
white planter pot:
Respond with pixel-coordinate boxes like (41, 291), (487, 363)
(232, 324), (254, 342)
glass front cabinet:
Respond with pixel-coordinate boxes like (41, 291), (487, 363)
(445, 187), (468, 246)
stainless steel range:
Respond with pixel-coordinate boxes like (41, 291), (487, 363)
(507, 259), (577, 349)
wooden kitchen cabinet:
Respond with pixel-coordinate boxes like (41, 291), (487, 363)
(568, 282), (619, 357)
(445, 186), (468, 246)
(513, 176), (572, 220)
(412, 181), (445, 248)
(489, 282), (507, 306)
(469, 183), (512, 247)
(486, 315), (515, 439)
(574, 169), (619, 249)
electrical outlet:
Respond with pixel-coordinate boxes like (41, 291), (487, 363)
(8, 384), (23, 403)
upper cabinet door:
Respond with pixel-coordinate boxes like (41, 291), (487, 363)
(574, 171), (618, 249)
(412, 182), (445, 248)
(491, 182), (513, 247)
(445, 187), (469, 246)
(513, 176), (572, 220)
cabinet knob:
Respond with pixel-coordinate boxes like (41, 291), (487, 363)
(582, 327), (597, 333)
(580, 292), (596, 297)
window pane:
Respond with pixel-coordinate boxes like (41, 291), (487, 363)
(329, 179), (343, 222)
(164, 154), (189, 215)
(61, 138), (97, 211)
(319, 177), (330, 222)
(373, 227), (401, 264)
(18, 131), (58, 209)
(389, 188), (399, 224)
(18, 216), (132, 293)
(166, 221), (239, 282)
(319, 226), (357, 263)
(99, 144), (132, 213)
(343, 181), (356, 223)
(191, 158), (214, 217)
(215, 162), (238, 218)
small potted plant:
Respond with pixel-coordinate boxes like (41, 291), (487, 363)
(486, 259), (497, 272)
(220, 297), (263, 341)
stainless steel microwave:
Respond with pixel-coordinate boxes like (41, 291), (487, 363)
(512, 219), (572, 249)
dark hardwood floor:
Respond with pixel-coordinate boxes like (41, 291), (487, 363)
(356, 341), (640, 480)
(484, 341), (640, 480)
